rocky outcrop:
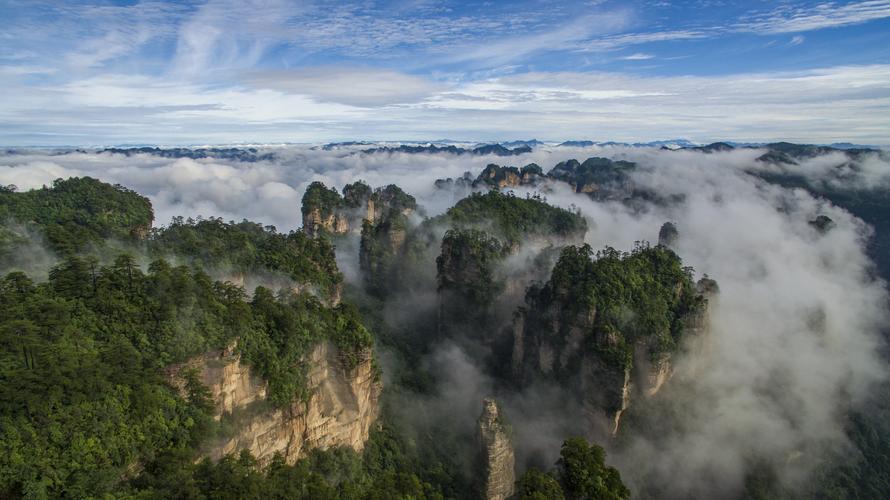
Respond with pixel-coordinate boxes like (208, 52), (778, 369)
(303, 206), (350, 238)
(304, 181), (416, 238)
(511, 245), (716, 436)
(809, 215), (836, 234)
(357, 186), (418, 295)
(303, 181), (417, 241)
(658, 222), (679, 249)
(168, 341), (380, 466)
(471, 163), (544, 189)
(219, 272), (342, 307)
(546, 157), (637, 200)
(477, 398), (515, 500)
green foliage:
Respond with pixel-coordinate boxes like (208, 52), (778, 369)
(150, 216), (342, 297)
(241, 288), (373, 406)
(301, 181), (344, 217)
(516, 468), (566, 500)
(359, 213), (410, 296)
(810, 407), (890, 499)
(436, 228), (508, 305)
(556, 437), (630, 500)
(515, 438), (627, 500)
(0, 177), (153, 255)
(343, 181), (373, 209)
(0, 253), (374, 497)
(535, 243), (700, 367)
(130, 430), (446, 499)
(443, 190), (586, 245)
(0, 261), (221, 498)
(371, 185), (417, 214)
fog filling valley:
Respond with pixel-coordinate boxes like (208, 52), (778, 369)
(2, 144), (888, 496)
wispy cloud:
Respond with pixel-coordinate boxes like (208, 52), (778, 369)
(789, 35), (806, 46)
(436, 10), (632, 67)
(738, 0), (890, 34)
(578, 29), (710, 52)
(621, 52), (655, 60)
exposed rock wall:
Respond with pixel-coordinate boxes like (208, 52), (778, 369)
(168, 341), (380, 466)
(477, 398), (515, 500)
(304, 207), (350, 237)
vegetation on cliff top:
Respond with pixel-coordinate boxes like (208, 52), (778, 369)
(0, 255), (373, 497)
(150, 216), (342, 296)
(302, 180), (417, 225)
(0, 177), (153, 255)
(301, 181), (345, 217)
(527, 242), (702, 369)
(517, 437), (629, 500)
(442, 190), (586, 245)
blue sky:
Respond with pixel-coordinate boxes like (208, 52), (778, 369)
(1, 0), (889, 145)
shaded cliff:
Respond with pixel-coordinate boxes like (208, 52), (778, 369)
(433, 192), (587, 351)
(358, 185), (417, 295)
(472, 163), (544, 189)
(169, 341), (380, 466)
(477, 398), (515, 500)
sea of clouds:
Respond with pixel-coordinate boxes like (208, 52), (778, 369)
(1, 144), (888, 496)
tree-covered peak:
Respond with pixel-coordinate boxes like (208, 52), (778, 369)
(442, 191), (587, 245)
(0, 176), (153, 255)
(301, 181), (344, 217)
(150, 216), (342, 295)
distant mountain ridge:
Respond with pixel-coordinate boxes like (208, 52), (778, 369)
(5, 140), (879, 162)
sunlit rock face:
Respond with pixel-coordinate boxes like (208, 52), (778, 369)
(303, 207), (350, 237)
(477, 398), (515, 500)
(168, 341), (380, 465)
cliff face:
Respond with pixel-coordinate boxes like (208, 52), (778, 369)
(436, 229), (507, 341)
(359, 214), (411, 293)
(304, 181), (417, 239)
(168, 341), (380, 465)
(219, 272), (342, 307)
(477, 398), (515, 500)
(304, 207), (350, 237)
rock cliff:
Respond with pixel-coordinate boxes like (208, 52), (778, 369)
(477, 398), (515, 500)
(303, 207), (350, 237)
(168, 341), (380, 466)
(302, 181), (417, 238)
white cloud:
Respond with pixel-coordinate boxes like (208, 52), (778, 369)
(620, 52), (655, 60)
(578, 29), (709, 52)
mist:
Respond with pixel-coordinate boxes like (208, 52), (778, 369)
(1, 144), (888, 496)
